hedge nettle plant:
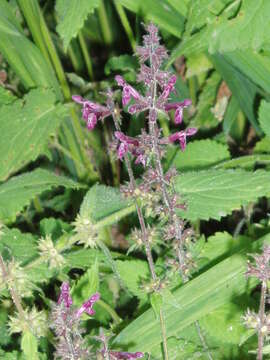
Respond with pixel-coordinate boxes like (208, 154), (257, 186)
(72, 23), (197, 359)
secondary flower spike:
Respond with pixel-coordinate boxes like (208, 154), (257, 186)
(169, 128), (197, 151)
(72, 95), (111, 130)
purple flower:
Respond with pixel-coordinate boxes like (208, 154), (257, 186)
(75, 292), (100, 319)
(108, 351), (144, 359)
(165, 99), (192, 124)
(115, 75), (141, 107)
(168, 128), (197, 151)
(72, 95), (110, 130)
(57, 282), (72, 308)
(158, 75), (177, 102)
(115, 131), (139, 160)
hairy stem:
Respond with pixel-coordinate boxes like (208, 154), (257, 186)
(258, 280), (267, 360)
(110, 107), (169, 359)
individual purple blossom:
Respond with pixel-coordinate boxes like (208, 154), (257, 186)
(115, 75), (142, 107)
(57, 282), (72, 308)
(158, 75), (177, 102)
(165, 99), (192, 124)
(75, 292), (100, 318)
(72, 95), (111, 130)
(168, 128), (197, 151)
(115, 131), (139, 160)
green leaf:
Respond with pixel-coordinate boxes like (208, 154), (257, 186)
(0, 88), (67, 181)
(116, 260), (150, 301)
(0, 87), (16, 106)
(172, 140), (230, 171)
(200, 303), (247, 346)
(71, 260), (99, 307)
(56, 0), (100, 51)
(21, 331), (39, 360)
(254, 137), (270, 153)
(191, 71), (221, 129)
(113, 233), (270, 355)
(259, 100), (270, 136)
(118, 0), (185, 38)
(170, 0), (270, 59)
(150, 293), (163, 319)
(176, 169), (270, 221)
(210, 54), (262, 134)
(0, 168), (82, 223)
(199, 231), (249, 266)
(80, 184), (135, 226)
(104, 55), (138, 76)
(224, 51), (270, 94)
(0, 1), (61, 97)
(215, 154), (270, 170)
(0, 229), (37, 264)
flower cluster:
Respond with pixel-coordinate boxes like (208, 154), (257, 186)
(51, 282), (144, 359)
(38, 235), (65, 269)
(51, 282), (100, 359)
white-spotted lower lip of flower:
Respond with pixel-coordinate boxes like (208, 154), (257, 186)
(38, 235), (65, 269)
(72, 214), (99, 248)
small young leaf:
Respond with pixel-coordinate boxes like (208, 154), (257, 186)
(21, 331), (39, 360)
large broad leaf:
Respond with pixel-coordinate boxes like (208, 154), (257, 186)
(113, 233), (270, 356)
(80, 184), (135, 226)
(172, 139), (230, 171)
(170, 0), (270, 60)
(0, 88), (66, 181)
(0, 1), (61, 97)
(56, 0), (100, 51)
(259, 100), (270, 136)
(118, 0), (185, 38)
(176, 169), (270, 221)
(0, 168), (82, 223)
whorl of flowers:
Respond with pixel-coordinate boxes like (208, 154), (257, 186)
(51, 282), (143, 360)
